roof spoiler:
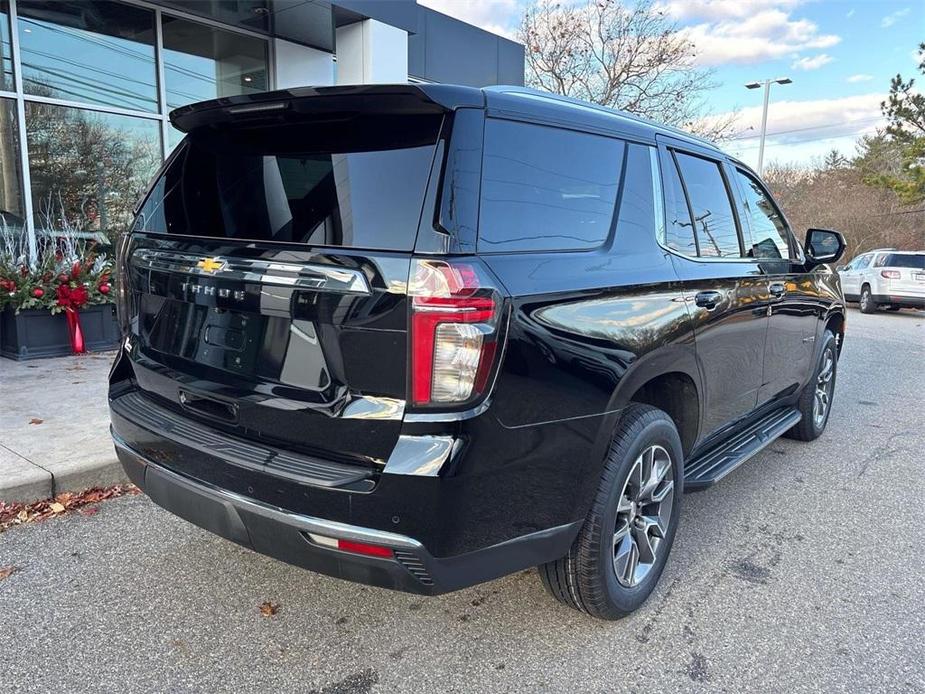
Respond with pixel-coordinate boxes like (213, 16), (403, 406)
(169, 84), (484, 133)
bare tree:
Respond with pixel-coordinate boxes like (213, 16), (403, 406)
(520, 0), (735, 140)
(763, 135), (924, 261)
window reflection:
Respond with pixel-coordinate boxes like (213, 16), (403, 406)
(674, 152), (741, 258)
(734, 169), (790, 259)
(0, 97), (24, 233)
(25, 102), (161, 243)
(162, 15), (268, 110)
(17, 1), (157, 112)
(1, 1), (13, 91)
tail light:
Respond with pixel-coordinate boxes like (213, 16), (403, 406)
(881, 270), (901, 279)
(408, 259), (502, 407)
(114, 232), (134, 335)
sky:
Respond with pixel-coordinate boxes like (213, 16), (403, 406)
(418, 0), (924, 169)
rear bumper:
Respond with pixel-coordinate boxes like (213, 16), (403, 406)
(113, 431), (579, 595)
(872, 294), (925, 309)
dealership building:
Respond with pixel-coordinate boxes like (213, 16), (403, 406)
(0, 0), (524, 253)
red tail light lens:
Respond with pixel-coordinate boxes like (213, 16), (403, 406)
(409, 259), (501, 406)
(881, 270), (901, 279)
(337, 540), (394, 558)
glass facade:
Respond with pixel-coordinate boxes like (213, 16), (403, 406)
(0, 0), (271, 253)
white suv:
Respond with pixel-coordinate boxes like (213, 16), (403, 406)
(838, 249), (925, 313)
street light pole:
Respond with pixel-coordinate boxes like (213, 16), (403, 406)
(745, 77), (792, 175)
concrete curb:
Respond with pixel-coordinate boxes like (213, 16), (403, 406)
(0, 451), (128, 506)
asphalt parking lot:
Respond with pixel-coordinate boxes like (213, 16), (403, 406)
(2, 308), (923, 693)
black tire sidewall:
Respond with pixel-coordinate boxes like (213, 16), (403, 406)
(860, 287), (875, 313)
(595, 416), (683, 613)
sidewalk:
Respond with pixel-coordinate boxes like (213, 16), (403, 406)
(0, 352), (126, 504)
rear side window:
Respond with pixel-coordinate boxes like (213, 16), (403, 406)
(663, 155), (697, 255)
(734, 169), (791, 259)
(884, 254), (925, 269)
(134, 113), (442, 250)
(478, 119), (624, 253)
(673, 152), (741, 258)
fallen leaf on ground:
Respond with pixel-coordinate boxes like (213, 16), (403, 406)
(29, 418), (43, 425)
(0, 484), (140, 532)
(78, 507), (99, 517)
(0, 566), (17, 581)
(259, 601), (280, 617)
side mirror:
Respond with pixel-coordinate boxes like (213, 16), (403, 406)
(835, 264), (846, 272)
(804, 228), (846, 268)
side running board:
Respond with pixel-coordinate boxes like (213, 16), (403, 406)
(683, 408), (801, 491)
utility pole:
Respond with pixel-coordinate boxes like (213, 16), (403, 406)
(745, 77), (792, 175)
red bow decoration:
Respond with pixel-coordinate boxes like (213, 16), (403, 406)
(56, 283), (90, 354)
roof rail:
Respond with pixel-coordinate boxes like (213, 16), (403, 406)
(485, 85), (717, 148)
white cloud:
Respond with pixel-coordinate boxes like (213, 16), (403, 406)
(847, 73), (874, 83)
(679, 8), (841, 66)
(718, 93), (886, 167)
(417, 0), (520, 39)
(662, 0), (803, 22)
(881, 7), (910, 28)
(721, 93), (885, 147)
(791, 54), (833, 71)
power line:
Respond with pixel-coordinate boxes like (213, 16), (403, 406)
(727, 116), (885, 143)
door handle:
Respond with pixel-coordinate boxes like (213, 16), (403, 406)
(694, 290), (723, 310)
(769, 282), (786, 298)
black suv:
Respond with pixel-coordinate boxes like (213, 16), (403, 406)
(109, 84), (847, 619)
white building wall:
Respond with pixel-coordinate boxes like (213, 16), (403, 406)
(335, 19), (408, 85)
(273, 38), (335, 88)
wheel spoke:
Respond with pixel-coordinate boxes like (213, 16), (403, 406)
(617, 495), (633, 514)
(613, 517), (630, 544)
(642, 513), (667, 539)
(627, 458), (643, 497)
(632, 524), (656, 564)
(650, 479), (674, 505)
(613, 534), (636, 583)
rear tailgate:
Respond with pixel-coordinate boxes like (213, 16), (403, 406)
(119, 91), (448, 468)
(885, 255), (925, 298)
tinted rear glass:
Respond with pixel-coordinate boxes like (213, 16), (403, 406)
(478, 119), (624, 253)
(134, 113), (442, 250)
(885, 254), (925, 269)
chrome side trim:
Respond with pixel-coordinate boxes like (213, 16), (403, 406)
(114, 435), (422, 550)
(133, 249), (370, 294)
(383, 435), (456, 476)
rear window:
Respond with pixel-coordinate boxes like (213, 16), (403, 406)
(884, 254), (925, 269)
(478, 119), (624, 253)
(134, 113), (442, 250)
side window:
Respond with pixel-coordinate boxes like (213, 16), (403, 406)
(872, 254), (888, 267)
(856, 255), (872, 270)
(662, 154), (697, 255)
(673, 151), (742, 258)
(734, 168), (791, 259)
(478, 119), (624, 252)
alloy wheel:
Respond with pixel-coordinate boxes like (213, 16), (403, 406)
(613, 444), (675, 588)
(813, 347), (835, 428)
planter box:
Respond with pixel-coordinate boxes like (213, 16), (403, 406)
(0, 304), (120, 360)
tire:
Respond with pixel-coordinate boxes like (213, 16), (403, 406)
(538, 404), (683, 620)
(785, 330), (838, 441)
(859, 285), (877, 314)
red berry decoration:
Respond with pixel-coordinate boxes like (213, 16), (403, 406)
(32, 287), (44, 298)
(57, 273), (69, 283)
(99, 283), (111, 295)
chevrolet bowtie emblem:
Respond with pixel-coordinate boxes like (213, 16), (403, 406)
(196, 257), (225, 273)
